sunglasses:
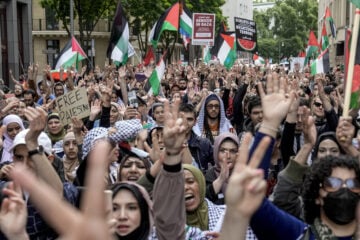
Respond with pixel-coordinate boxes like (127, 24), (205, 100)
(313, 102), (323, 108)
(322, 177), (360, 193)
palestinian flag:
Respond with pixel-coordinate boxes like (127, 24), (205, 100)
(212, 33), (236, 70)
(148, 52), (166, 96)
(210, 23), (236, 69)
(304, 31), (320, 65)
(349, 25), (360, 108)
(310, 48), (330, 75)
(149, 3), (179, 48)
(325, 7), (336, 38)
(179, 2), (192, 49)
(253, 54), (265, 65)
(107, 1), (129, 66)
(54, 37), (86, 70)
(143, 46), (155, 66)
(320, 22), (329, 50)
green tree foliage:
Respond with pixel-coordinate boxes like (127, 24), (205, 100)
(41, 0), (117, 45)
(254, 0), (318, 62)
(123, 0), (226, 58)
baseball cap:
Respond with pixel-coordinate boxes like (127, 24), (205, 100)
(10, 129), (53, 155)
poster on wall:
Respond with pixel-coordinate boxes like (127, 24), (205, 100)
(234, 17), (257, 53)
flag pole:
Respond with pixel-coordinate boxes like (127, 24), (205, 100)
(343, 8), (360, 117)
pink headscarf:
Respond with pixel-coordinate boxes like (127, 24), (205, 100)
(1, 115), (25, 163)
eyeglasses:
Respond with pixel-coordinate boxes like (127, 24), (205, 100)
(206, 104), (220, 110)
(313, 102), (323, 108)
(322, 177), (360, 193)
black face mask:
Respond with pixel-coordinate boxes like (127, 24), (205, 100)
(322, 188), (359, 225)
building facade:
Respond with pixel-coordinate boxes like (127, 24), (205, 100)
(0, 0), (32, 88)
(318, 0), (352, 66)
(222, 0), (253, 31)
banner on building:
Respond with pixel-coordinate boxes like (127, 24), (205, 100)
(234, 17), (257, 53)
(192, 13), (216, 46)
(56, 88), (90, 125)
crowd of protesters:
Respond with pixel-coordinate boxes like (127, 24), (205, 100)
(0, 59), (359, 240)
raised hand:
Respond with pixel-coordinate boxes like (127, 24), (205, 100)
(0, 182), (28, 240)
(162, 100), (187, 156)
(258, 72), (295, 137)
(24, 107), (47, 150)
(336, 117), (358, 157)
(302, 107), (316, 146)
(10, 140), (115, 240)
(220, 134), (270, 240)
(89, 99), (101, 121)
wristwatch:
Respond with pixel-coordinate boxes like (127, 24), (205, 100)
(28, 145), (44, 157)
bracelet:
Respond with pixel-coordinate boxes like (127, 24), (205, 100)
(260, 124), (278, 133)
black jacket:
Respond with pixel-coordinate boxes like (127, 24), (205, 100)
(188, 131), (214, 172)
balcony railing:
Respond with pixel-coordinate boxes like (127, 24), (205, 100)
(32, 19), (113, 32)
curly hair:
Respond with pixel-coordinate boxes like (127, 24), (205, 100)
(302, 155), (360, 224)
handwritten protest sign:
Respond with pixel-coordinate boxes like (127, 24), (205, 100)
(56, 88), (90, 125)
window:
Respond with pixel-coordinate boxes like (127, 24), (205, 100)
(46, 40), (60, 67)
(45, 7), (59, 30)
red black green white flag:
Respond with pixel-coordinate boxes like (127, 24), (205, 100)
(210, 23), (237, 69)
(347, 26), (360, 109)
(325, 7), (336, 38)
(107, 1), (130, 66)
(54, 37), (86, 70)
(149, 3), (179, 48)
(304, 31), (320, 65)
(320, 22), (329, 51)
(148, 52), (166, 96)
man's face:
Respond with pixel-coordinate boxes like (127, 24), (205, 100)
(178, 80), (187, 90)
(13, 145), (35, 171)
(206, 100), (220, 119)
(302, 78), (310, 87)
(54, 85), (64, 97)
(250, 106), (263, 125)
(23, 94), (34, 107)
(180, 111), (196, 134)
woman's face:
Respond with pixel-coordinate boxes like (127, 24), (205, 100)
(120, 157), (146, 182)
(14, 85), (23, 95)
(47, 118), (62, 135)
(112, 189), (141, 236)
(202, 81), (209, 89)
(7, 122), (22, 140)
(172, 92), (181, 102)
(110, 105), (120, 124)
(184, 170), (201, 212)
(217, 140), (238, 170)
(153, 106), (165, 125)
(317, 139), (340, 159)
(111, 93), (118, 103)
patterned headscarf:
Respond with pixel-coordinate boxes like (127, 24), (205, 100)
(196, 94), (228, 142)
(82, 119), (143, 160)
